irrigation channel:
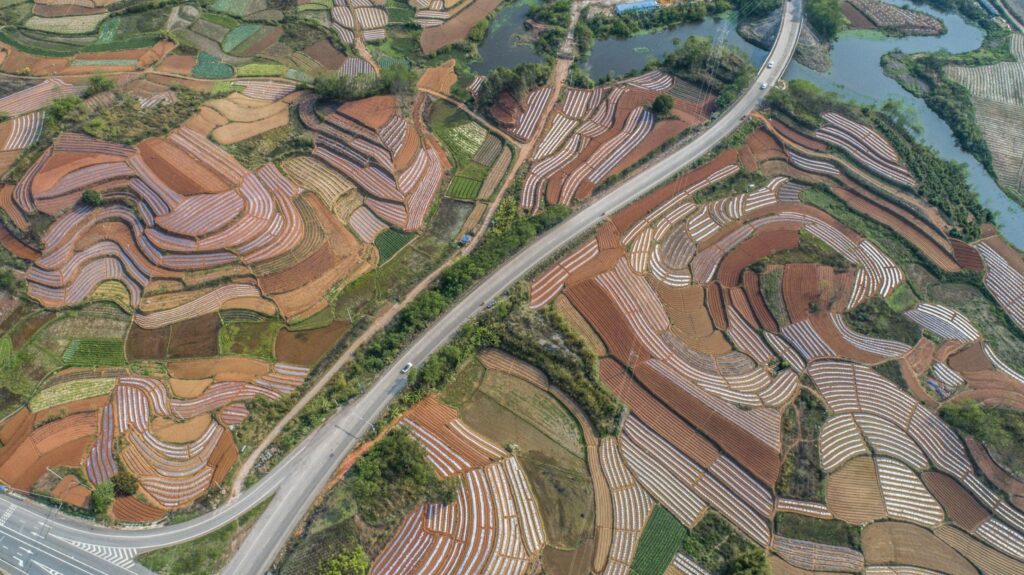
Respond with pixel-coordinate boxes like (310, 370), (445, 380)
(472, 0), (1022, 247)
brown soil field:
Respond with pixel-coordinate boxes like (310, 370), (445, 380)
(809, 313), (884, 365)
(633, 360), (780, 484)
(206, 96), (286, 122)
(234, 27), (282, 59)
(137, 138), (233, 195)
(0, 408), (32, 447)
(169, 378), (214, 398)
(0, 435), (94, 490)
(275, 320), (351, 366)
(656, 283), (731, 355)
(156, 54), (197, 76)
(544, 538), (597, 575)
(600, 358), (719, 468)
(303, 39), (346, 70)
(934, 340), (965, 364)
(32, 4), (106, 17)
(611, 149), (739, 233)
(865, 522), (978, 575)
(826, 456), (886, 524)
(934, 525), (1024, 574)
(981, 232), (1024, 275)
(212, 108), (289, 144)
(905, 337), (935, 375)
(126, 324), (170, 360)
(258, 242), (337, 295)
(966, 437), (1024, 500)
(0, 225), (39, 261)
(337, 95), (398, 130)
(841, 2), (877, 29)
(147, 73), (217, 92)
(151, 414), (212, 443)
(718, 232), (801, 287)
(921, 471), (989, 531)
(33, 151), (126, 194)
(949, 342), (993, 372)
(167, 313), (220, 358)
(769, 120), (827, 152)
(767, 555), (834, 575)
(167, 356), (269, 380)
(899, 357), (939, 408)
(743, 271), (779, 332)
(555, 295), (608, 356)
(112, 496), (166, 523)
(706, 283), (727, 330)
(417, 60), (458, 96)
(421, 0), (502, 54)
(52, 474), (90, 507)
(10, 311), (55, 349)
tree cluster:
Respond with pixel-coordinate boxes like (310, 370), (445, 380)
(661, 35), (755, 109)
(313, 66), (418, 101)
(476, 62), (551, 110)
(805, 0), (844, 41)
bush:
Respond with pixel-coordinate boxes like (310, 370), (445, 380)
(662, 35), (754, 109)
(81, 189), (104, 207)
(317, 549), (369, 575)
(313, 66), (417, 101)
(941, 399), (1024, 477)
(83, 75), (115, 98)
(112, 472), (138, 496)
(91, 481), (115, 516)
(476, 62), (551, 110)
(806, 0), (844, 41)
(651, 94), (673, 117)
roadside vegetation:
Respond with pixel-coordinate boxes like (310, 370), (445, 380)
(941, 399), (1024, 478)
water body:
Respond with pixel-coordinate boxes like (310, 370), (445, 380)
(470, 0), (544, 74)
(580, 12), (768, 79)
(784, 4), (1024, 247)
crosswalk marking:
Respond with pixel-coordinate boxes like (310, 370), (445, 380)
(53, 537), (136, 569)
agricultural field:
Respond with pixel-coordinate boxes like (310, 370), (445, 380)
(428, 99), (506, 201)
(947, 34), (1024, 203)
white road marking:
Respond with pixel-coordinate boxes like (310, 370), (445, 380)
(53, 538), (136, 570)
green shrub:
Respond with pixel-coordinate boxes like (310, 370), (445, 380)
(192, 52), (234, 79)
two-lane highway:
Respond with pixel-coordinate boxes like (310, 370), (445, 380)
(0, 2), (801, 573)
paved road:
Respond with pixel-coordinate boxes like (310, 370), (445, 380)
(0, 3), (800, 573)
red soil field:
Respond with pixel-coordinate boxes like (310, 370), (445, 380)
(769, 120), (827, 152)
(600, 358), (719, 468)
(717, 230), (801, 287)
(34, 395), (109, 422)
(633, 361), (780, 484)
(0, 46), (69, 75)
(905, 337), (935, 375)
(950, 239), (984, 272)
(966, 437), (1024, 503)
(743, 271), (779, 331)
(52, 474), (90, 508)
(337, 95), (399, 131)
(864, 522), (978, 575)
(706, 283), (728, 330)
(0, 225), (39, 261)
(156, 55), (197, 76)
(841, 1), (878, 29)
(137, 138), (233, 195)
(934, 340), (965, 363)
(209, 431), (239, 486)
(948, 342), (993, 372)
(275, 320), (351, 366)
(566, 279), (654, 363)
(112, 496), (167, 523)
(921, 471), (989, 531)
(258, 242), (337, 295)
(168, 356), (269, 380)
(782, 263), (826, 323)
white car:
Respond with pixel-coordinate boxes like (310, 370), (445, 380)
(401, 362), (413, 374)
(767, 60), (775, 69)
(760, 82), (769, 90)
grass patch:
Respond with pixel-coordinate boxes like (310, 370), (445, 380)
(941, 399), (1024, 478)
(224, 111), (312, 169)
(631, 506), (685, 575)
(61, 338), (125, 367)
(82, 89), (207, 146)
(236, 62), (288, 76)
(777, 389), (828, 503)
(886, 282), (919, 312)
(693, 169), (767, 204)
(759, 268), (789, 327)
(775, 513), (861, 549)
(845, 297), (921, 346)
(679, 511), (767, 574)
(218, 320), (281, 360)
(222, 23), (263, 54)
(875, 359), (908, 390)
(756, 230), (850, 271)
(29, 378), (116, 412)
(137, 498), (272, 575)
(428, 100), (496, 201)
(373, 228), (415, 262)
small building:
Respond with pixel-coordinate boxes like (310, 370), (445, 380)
(615, 0), (659, 14)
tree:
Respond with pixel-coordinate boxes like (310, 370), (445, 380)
(112, 472), (138, 496)
(0, 270), (16, 293)
(318, 548), (370, 575)
(83, 75), (115, 98)
(805, 0), (844, 41)
(91, 481), (115, 516)
(81, 189), (104, 207)
(651, 94), (674, 116)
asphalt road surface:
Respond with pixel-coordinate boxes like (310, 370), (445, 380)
(0, 3), (800, 573)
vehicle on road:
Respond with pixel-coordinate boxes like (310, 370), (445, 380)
(401, 362), (413, 374)
(768, 60), (775, 68)
(761, 82), (769, 89)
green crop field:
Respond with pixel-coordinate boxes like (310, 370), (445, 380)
(446, 176), (483, 199)
(29, 378), (117, 412)
(222, 24), (263, 54)
(192, 52), (234, 79)
(375, 229), (416, 262)
(62, 338), (126, 368)
(631, 506), (685, 575)
(236, 62), (288, 77)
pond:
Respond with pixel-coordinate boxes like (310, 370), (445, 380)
(470, 0), (545, 74)
(579, 11), (769, 80)
(784, 3), (1024, 247)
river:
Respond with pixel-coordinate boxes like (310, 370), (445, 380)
(472, 1), (1020, 246)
